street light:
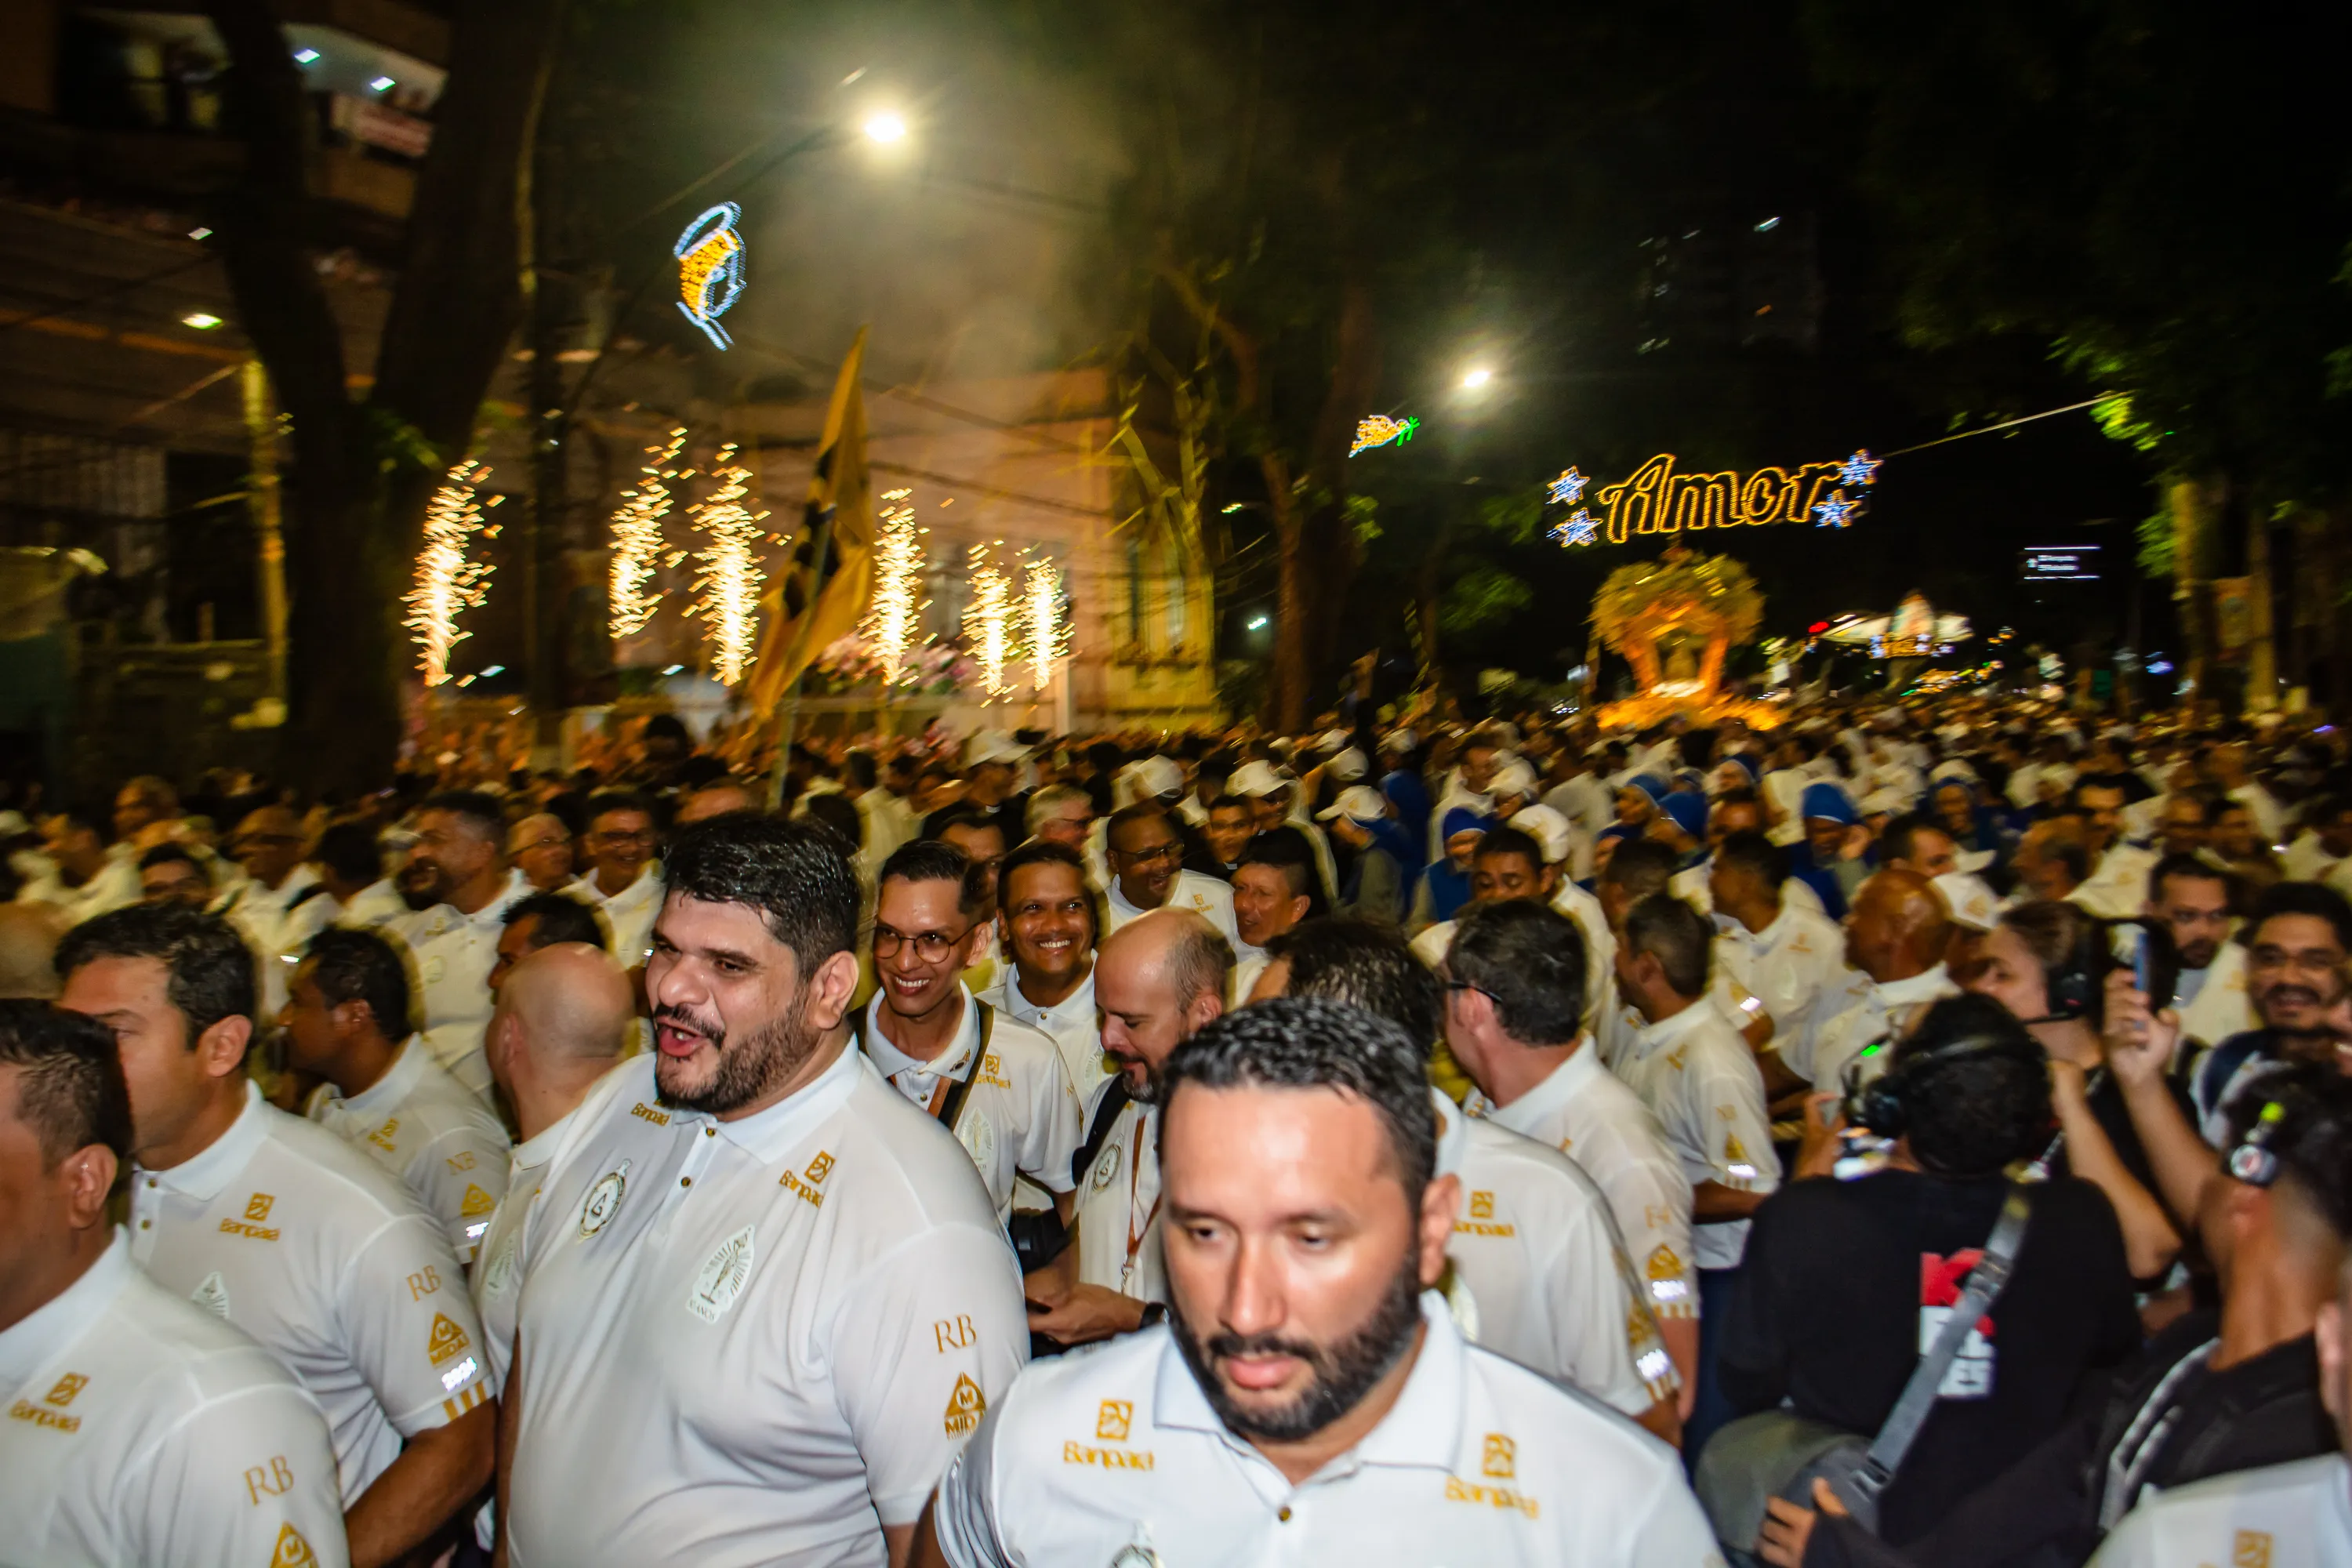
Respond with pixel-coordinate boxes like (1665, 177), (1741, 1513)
(1460, 365), (1494, 390)
(863, 111), (909, 143)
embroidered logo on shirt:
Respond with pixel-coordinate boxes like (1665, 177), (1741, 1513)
(630, 1102), (670, 1127)
(270, 1522), (321, 1568)
(1455, 1189), (1514, 1238)
(1091, 1142), (1123, 1191)
(1646, 1243), (1686, 1282)
(245, 1192), (275, 1222)
(1095, 1399), (1134, 1442)
(2233, 1529), (2273, 1568)
(426, 1312), (472, 1365)
(943, 1373), (987, 1436)
(1481, 1432), (1517, 1479)
(580, 1160), (630, 1236)
(191, 1271), (231, 1319)
(956, 1109), (998, 1171)
(42, 1373), (87, 1408)
(779, 1150), (833, 1209)
(1468, 1190), (1495, 1219)
(366, 1119), (400, 1152)
(481, 1246), (517, 1298)
(8, 1399), (78, 1432)
(221, 1192), (281, 1241)
(459, 1184), (496, 1218)
(688, 1225), (756, 1323)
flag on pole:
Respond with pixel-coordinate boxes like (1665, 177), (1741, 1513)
(746, 327), (876, 715)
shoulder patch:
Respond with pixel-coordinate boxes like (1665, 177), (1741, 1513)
(459, 1183), (496, 1218)
(687, 1225), (756, 1324)
(944, 1372), (986, 1436)
(270, 1523), (320, 1568)
(426, 1312), (471, 1365)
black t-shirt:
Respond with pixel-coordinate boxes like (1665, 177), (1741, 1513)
(1719, 1169), (2140, 1545)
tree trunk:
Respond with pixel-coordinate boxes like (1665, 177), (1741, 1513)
(2245, 510), (2278, 713)
(2168, 474), (2223, 717)
(1274, 277), (1381, 731)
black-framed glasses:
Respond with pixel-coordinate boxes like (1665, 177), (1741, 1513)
(873, 924), (971, 961)
(1113, 841), (1183, 865)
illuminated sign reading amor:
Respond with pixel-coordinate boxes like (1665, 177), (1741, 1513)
(1555, 450), (1880, 547)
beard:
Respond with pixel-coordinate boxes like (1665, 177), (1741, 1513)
(654, 999), (822, 1116)
(2176, 938), (2220, 971)
(1171, 1247), (1425, 1445)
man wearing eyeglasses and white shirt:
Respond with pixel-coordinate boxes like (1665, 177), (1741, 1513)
(387, 791), (534, 1102)
(1102, 803), (1238, 944)
(855, 840), (1081, 1225)
(567, 791), (664, 966)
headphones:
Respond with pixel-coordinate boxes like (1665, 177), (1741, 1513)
(2224, 1097), (2289, 1188)
(1849, 1030), (2046, 1139)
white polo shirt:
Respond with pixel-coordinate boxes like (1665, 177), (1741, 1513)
(128, 1082), (495, 1502)
(307, 1036), (513, 1263)
(1613, 1000), (1781, 1270)
(1434, 1094), (1677, 1414)
(857, 985), (1082, 1221)
(2072, 842), (2161, 921)
(982, 964), (1108, 1099)
(931, 1294), (1719, 1567)
(2089, 1453), (2350, 1568)
(1466, 1045), (1699, 1324)
(1711, 900), (1849, 1065)
(0, 1232), (350, 1568)
(569, 862), (663, 967)
(18, 854), (140, 924)
(328, 879), (411, 931)
(1105, 869), (1240, 946)
(1667, 862), (1826, 920)
(1072, 1083), (1163, 1305)
(506, 1044), (1030, 1565)
(2175, 941), (2258, 1049)
(387, 869), (533, 1099)
(1804, 964), (1961, 1094)
(220, 866), (332, 969)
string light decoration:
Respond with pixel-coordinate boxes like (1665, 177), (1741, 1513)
(1544, 452), (1875, 549)
(608, 427), (687, 640)
(963, 543), (1015, 698)
(1812, 490), (1859, 528)
(861, 488), (928, 681)
(686, 446), (769, 684)
(405, 459), (496, 687)
(674, 202), (746, 350)
(1020, 551), (1070, 690)
(1547, 466), (1589, 506)
(1838, 449), (1882, 488)
(1349, 415), (1420, 457)
(1551, 508), (1599, 548)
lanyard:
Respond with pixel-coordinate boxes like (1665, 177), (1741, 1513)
(2100, 1338), (2218, 1528)
(1121, 1104), (1162, 1289)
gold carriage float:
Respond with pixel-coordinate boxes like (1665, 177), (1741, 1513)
(1592, 545), (1781, 729)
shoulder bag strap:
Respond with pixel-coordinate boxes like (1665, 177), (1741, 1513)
(1844, 1183), (2035, 1511)
(934, 1001), (994, 1133)
(1070, 1077), (1134, 1189)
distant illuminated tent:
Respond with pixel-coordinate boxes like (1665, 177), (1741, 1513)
(1816, 608), (1972, 656)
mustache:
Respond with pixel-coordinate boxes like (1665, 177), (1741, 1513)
(1203, 1330), (1329, 1371)
(652, 1002), (724, 1044)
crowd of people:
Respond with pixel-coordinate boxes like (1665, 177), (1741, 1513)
(2, 690), (2349, 1567)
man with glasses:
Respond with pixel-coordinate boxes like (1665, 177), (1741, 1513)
(506, 812), (575, 894)
(2144, 853), (2257, 1050)
(217, 804), (326, 1018)
(388, 793), (531, 1102)
(857, 840), (1081, 1224)
(1102, 804), (1237, 945)
(568, 792), (662, 967)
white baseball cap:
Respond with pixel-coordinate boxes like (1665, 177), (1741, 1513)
(1316, 785), (1389, 825)
(1489, 759), (1539, 800)
(1119, 754), (1185, 801)
(1328, 746), (1370, 782)
(964, 730), (1028, 768)
(1508, 804), (1573, 865)
(1933, 871), (2002, 932)
(1228, 759), (1290, 798)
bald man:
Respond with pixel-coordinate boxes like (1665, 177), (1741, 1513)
(0, 902), (64, 1000)
(1803, 869), (1961, 1094)
(506, 813), (576, 894)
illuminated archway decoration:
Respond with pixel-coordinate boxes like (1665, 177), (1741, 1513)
(674, 202), (746, 350)
(405, 459), (496, 687)
(1020, 551), (1070, 691)
(964, 543), (1014, 698)
(1349, 415), (1419, 457)
(608, 427), (687, 640)
(1553, 449), (1879, 546)
(687, 447), (768, 684)
(861, 488), (927, 682)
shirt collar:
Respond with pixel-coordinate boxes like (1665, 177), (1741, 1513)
(578, 862), (662, 908)
(999, 965), (1094, 1032)
(1151, 1291), (1465, 1477)
(141, 1080), (273, 1200)
(435, 868), (532, 931)
(511, 1100), (582, 1172)
(1477, 1040), (1599, 1139)
(1633, 998), (1717, 1055)
(318, 1034), (429, 1120)
(1877, 963), (1951, 1006)
(862, 984), (979, 1083)
(0, 1229), (136, 1394)
(688, 1037), (865, 1163)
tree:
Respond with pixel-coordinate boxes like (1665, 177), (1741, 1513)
(205, 0), (568, 792)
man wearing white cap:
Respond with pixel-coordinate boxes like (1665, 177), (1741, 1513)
(1228, 758), (1338, 902)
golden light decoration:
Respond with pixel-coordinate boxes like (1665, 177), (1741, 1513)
(1591, 544), (1779, 730)
(963, 542), (1014, 699)
(686, 445), (768, 685)
(1348, 414), (1420, 457)
(608, 427), (686, 641)
(405, 459), (496, 688)
(1020, 551), (1069, 690)
(861, 488), (928, 681)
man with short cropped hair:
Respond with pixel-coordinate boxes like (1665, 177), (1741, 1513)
(223, 804), (328, 963)
(1202, 795), (1258, 880)
(1024, 784), (1093, 851)
(980, 840), (1105, 1095)
(568, 791), (662, 966)
(389, 791), (532, 1099)
(2144, 852), (2256, 1048)
(58, 906), (496, 1566)
(22, 808), (138, 923)
(488, 887), (608, 1000)
(0, 998), (349, 1568)
(1102, 804), (1238, 943)
(137, 843), (213, 908)
(1229, 830), (1318, 999)
(1805, 869), (1961, 1094)
(916, 996), (1718, 1566)
(1710, 828), (1851, 1102)
(506, 812), (575, 894)
(283, 927), (511, 1263)
(310, 821), (406, 930)
(2071, 775), (2161, 920)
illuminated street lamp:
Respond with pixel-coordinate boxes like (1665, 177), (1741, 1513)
(862, 111), (909, 143)
(1460, 365), (1494, 390)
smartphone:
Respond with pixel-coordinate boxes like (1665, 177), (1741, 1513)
(2111, 920), (2180, 1012)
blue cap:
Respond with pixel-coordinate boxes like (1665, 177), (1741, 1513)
(1625, 774), (1669, 806)
(1801, 781), (1857, 825)
(1659, 790), (1709, 840)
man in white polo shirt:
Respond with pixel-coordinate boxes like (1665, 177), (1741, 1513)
(1806, 869), (1961, 1095)
(1025, 908), (1231, 1349)
(387, 791), (532, 1101)
(1708, 829), (1850, 1102)
(503, 815), (1029, 1568)
(916, 996), (1718, 1566)
(568, 790), (663, 966)
(855, 839), (1081, 1224)
(285, 927), (512, 1264)
(1439, 898), (1704, 1418)
(1103, 803), (1240, 944)
(56, 905), (495, 1566)
(978, 840), (1105, 1098)
(1228, 831), (1319, 1000)
(0, 999), (350, 1568)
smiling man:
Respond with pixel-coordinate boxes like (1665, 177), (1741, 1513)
(1103, 804), (1239, 946)
(978, 840), (1105, 1096)
(567, 791), (663, 966)
(503, 815), (1027, 1568)
(915, 996), (1716, 1566)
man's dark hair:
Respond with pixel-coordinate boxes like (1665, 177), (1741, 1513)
(878, 838), (984, 920)
(2069, 773), (2133, 808)
(1471, 826), (1544, 874)
(1599, 837), (1679, 901)
(136, 843), (209, 880)
(1622, 893), (1711, 998)
(1207, 796), (1256, 820)
(1263, 919), (1440, 1048)
(313, 822), (383, 886)
(503, 891), (608, 950)
(642, 713), (691, 745)
(1196, 753), (1237, 789)
(1104, 801), (1172, 850)
(927, 803), (1008, 851)
(419, 790), (506, 843)
(1160, 996), (1436, 1200)
(2246, 879), (2352, 955)
(662, 816), (858, 978)
(2038, 835), (2092, 884)
(1894, 994), (2053, 1178)
(1715, 829), (1782, 888)
(1879, 814), (1951, 867)
(1238, 829), (1326, 915)
(56, 905), (255, 1044)
(844, 751), (880, 792)
(301, 927), (414, 1039)
(2220, 1063), (2352, 1240)
(800, 793), (862, 854)
(0, 999), (132, 1166)
(996, 839), (1099, 942)
(2148, 850), (2232, 906)
(1446, 899), (1587, 1044)
(583, 790), (654, 826)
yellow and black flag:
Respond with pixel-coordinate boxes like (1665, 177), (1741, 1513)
(746, 327), (875, 715)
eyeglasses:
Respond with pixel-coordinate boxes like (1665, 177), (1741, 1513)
(1113, 841), (1183, 865)
(873, 924), (971, 962)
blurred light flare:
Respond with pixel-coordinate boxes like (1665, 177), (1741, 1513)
(608, 427), (687, 640)
(1460, 366), (1494, 390)
(863, 111), (909, 143)
(688, 447), (768, 685)
(862, 489), (929, 682)
(406, 459), (495, 688)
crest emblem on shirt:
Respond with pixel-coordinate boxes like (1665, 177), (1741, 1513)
(2232, 1529), (2274, 1568)
(459, 1183), (495, 1218)
(244, 1192), (275, 1222)
(191, 1271), (231, 1319)
(426, 1312), (472, 1365)
(1108, 1537), (1164, 1568)
(481, 1246), (517, 1298)
(270, 1523), (321, 1568)
(688, 1225), (757, 1323)
(1095, 1399), (1133, 1442)
(1468, 1190), (1495, 1220)
(1091, 1142), (1123, 1192)
(367, 1119), (400, 1152)
(42, 1372), (87, 1407)
(580, 1159), (630, 1237)
(957, 1109), (998, 1171)
(943, 1372), (986, 1436)
(1646, 1243), (1684, 1282)
(1481, 1432), (1517, 1479)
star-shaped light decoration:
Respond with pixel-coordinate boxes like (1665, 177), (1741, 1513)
(1547, 466), (1589, 506)
(1552, 508), (1599, 547)
(1812, 490), (1858, 528)
(1838, 449), (1882, 487)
